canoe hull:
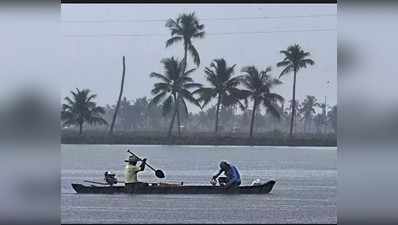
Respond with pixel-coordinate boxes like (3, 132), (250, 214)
(71, 180), (276, 194)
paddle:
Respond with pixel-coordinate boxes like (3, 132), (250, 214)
(84, 180), (125, 185)
(127, 150), (165, 178)
(84, 180), (108, 185)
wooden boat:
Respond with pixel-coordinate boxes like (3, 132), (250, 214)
(71, 180), (276, 194)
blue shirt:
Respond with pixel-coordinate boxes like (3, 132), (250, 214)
(228, 165), (241, 184)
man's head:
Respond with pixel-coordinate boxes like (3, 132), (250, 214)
(219, 161), (230, 170)
(125, 155), (139, 165)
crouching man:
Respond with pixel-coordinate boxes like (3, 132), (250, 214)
(211, 161), (241, 189)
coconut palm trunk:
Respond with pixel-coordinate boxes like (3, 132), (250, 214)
(168, 106), (178, 137)
(289, 70), (297, 139)
(176, 97), (181, 136)
(79, 122), (83, 135)
(174, 44), (188, 137)
(214, 94), (222, 134)
(183, 43), (188, 71)
(249, 100), (258, 138)
(168, 94), (181, 137)
(109, 56), (126, 135)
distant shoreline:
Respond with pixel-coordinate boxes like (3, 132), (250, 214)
(61, 130), (337, 147)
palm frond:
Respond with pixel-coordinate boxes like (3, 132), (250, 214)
(279, 65), (294, 78)
(223, 93), (247, 110)
(165, 36), (183, 48)
(86, 94), (97, 103)
(179, 97), (189, 117)
(188, 44), (200, 66)
(264, 66), (272, 74)
(193, 31), (205, 38)
(264, 93), (284, 103)
(183, 82), (202, 89)
(302, 58), (315, 65)
(195, 87), (216, 108)
(276, 60), (290, 68)
(178, 76), (194, 85)
(302, 51), (311, 57)
(183, 68), (196, 77)
(225, 75), (243, 88)
(150, 72), (170, 83)
(91, 106), (105, 114)
(226, 64), (236, 77)
(179, 89), (201, 108)
(64, 96), (74, 104)
(165, 18), (180, 30)
(279, 50), (290, 56)
(149, 92), (168, 107)
(153, 82), (171, 91)
(264, 101), (282, 120)
(161, 95), (174, 116)
(62, 104), (73, 111)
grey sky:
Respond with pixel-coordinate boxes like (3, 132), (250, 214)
(61, 4), (336, 113)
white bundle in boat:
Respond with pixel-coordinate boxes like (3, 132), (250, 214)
(251, 179), (262, 186)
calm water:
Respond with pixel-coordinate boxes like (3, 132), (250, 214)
(62, 145), (337, 224)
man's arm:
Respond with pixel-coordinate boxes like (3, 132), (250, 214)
(223, 168), (238, 189)
(212, 169), (223, 180)
(139, 158), (147, 171)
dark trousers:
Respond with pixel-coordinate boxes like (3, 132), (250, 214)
(125, 182), (148, 193)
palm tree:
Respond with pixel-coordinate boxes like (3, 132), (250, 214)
(196, 58), (249, 134)
(62, 88), (108, 135)
(109, 56), (126, 135)
(301, 95), (318, 133)
(149, 57), (201, 137)
(165, 12), (205, 70)
(313, 113), (324, 134)
(277, 44), (315, 138)
(318, 101), (328, 133)
(286, 99), (302, 133)
(241, 66), (284, 137)
(327, 105), (337, 133)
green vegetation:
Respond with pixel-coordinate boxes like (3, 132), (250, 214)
(61, 12), (336, 146)
(61, 88), (107, 135)
(196, 58), (248, 134)
(277, 44), (315, 139)
(62, 130), (336, 147)
(241, 66), (284, 137)
(301, 95), (319, 133)
(165, 12), (205, 68)
(149, 57), (201, 137)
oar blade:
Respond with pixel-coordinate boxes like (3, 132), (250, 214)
(155, 170), (165, 178)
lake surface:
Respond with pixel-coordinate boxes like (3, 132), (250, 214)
(62, 145), (337, 224)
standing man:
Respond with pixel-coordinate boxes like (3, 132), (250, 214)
(212, 161), (241, 188)
(124, 155), (147, 192)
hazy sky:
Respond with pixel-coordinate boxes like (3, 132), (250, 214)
(61, 4), (336, 113)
